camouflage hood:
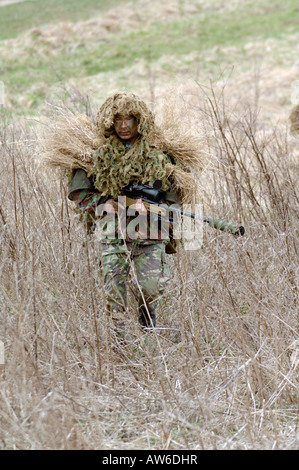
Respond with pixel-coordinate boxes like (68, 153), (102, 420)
(96, 91), (157, 140)
(92, 92), (172, 198)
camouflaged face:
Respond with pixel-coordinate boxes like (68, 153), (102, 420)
(96, 91), (156, 139)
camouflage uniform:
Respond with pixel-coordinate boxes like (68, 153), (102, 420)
(67, 91), (184, 329)
(99, 242), (170, 327)
(68, 168), (177, 328)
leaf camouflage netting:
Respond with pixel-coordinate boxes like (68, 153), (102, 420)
(92, 135), (172, 198)
(40, 91), (207, 203)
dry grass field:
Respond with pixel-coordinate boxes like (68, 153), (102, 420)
(0, 0), (298, 450)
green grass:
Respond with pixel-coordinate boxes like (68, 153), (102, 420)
(1, 0), (298, 114)
(0, 0), (132, 40)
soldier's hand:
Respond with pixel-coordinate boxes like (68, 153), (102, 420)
(102, 199), (118, 213)
(135, 198), (147, 214)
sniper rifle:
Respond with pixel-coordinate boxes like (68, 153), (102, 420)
(122, 182), (245, 236)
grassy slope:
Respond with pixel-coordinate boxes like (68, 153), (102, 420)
(0, 0), (298, 113)
(0, 0), (131, 40)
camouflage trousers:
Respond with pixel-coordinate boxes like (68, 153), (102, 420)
(99, 242), (170, 316)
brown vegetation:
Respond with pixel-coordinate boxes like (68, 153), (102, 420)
(0, 83), (298, 449)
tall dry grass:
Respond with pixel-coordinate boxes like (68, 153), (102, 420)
(0, 84), (298, 450)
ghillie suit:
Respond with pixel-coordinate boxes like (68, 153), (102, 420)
(41, 91), (205, 204)
(40, 91), (206, 329)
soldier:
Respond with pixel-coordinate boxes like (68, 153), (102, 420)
(67, 92), (181, 332)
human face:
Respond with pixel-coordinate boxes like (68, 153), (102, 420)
(113, 114), (139, 145)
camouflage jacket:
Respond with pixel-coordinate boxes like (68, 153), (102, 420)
(68, 168), (180, 249)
